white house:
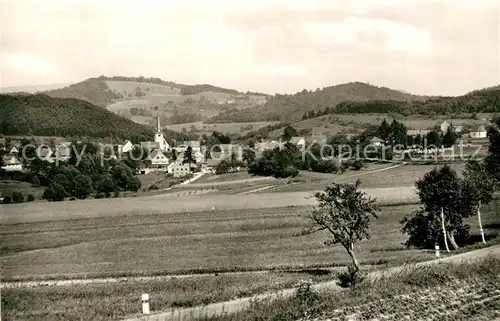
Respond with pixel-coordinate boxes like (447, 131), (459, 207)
(439, 121), (450, 134)
(154, 116), (170, 152)
(148, 149), (169, 167)
(120, 140), (134, 154)
(289, 137), (306, 149)
(470, 125), (487, 139)
(9, 146), (19, 155)
(1, 155), (23, 172)
(370, 137), (384, 146)
(173, 163), (191, 178)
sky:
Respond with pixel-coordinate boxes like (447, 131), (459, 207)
(1, 0), (499, 96)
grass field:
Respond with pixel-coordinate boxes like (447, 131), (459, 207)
(271, 163), (466, 193)
(1, 271), (333, 321)
(167, 121), (276, 135)
(0, 180), (46, 200)
(2, 200), (499, 280)
(206, 257), (500, 321)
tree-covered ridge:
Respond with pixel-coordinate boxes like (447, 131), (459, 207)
(96, 75), (186, 89)
(210, 83), (500, 123)
(43, 78), (121, 107)
(0, 94), (154, 139)
(209, 82), (432, 122)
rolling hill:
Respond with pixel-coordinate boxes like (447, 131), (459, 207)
(209, 82), (432, 123)
(0, 94), (154, 139)
(210, 82), (500, 123)
(42, 76), (268, 126)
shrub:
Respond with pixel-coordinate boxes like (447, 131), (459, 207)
(26, 194), (35, 202)
(73, 174), (93, 199)
(284, 165), (299, 178)
(351, 160), (364, 171)
(113, 190), (120, 198)
(11, 191), (25, 203)
(2, 196), (11, 204)
(95, 192), (106, 199)
(43, 183), (67, 202)
(337, 266), (366, 289)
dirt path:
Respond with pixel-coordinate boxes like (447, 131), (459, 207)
(121, 244), (500, 321)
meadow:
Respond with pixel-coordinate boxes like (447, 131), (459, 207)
(270, 163), (466, 193)
(166, 121), (276, 135)
(3, 200), (500, 281)
(2, 271), (334, 321)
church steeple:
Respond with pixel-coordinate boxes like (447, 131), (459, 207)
(156, 116), (161, 133)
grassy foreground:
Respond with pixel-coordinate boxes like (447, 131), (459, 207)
(1, 271), (332, 321)
(3, 202), (500, 280)
(203, 257), (500, 321)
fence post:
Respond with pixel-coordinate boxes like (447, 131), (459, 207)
(142, 293), (150, 315)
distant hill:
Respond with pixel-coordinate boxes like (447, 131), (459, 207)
(210, 82), (500, 123)
(0, 94), (154, 139)
(1, 82), (73, 94)
(209, 82), (432, 123)
(40, 76), (269, 125)
(44, 77), (122, 107)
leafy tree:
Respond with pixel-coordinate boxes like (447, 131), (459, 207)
(282, 125), (298, 141)
(463, 160), (495, 244)
(442, 127), (458, 147)
(73, 174), (93, 199)
(485, 118), (500, 184)
(300, 180), (379, 288)
(242, 148), (256, 165)
(401, 165), (475, 250)
(183, 146), (196, 166)
(125, 176), (141, 192)
(425, 130), (442, 147)
(43, 183), (67, 202)
(95, 176), (118, 197)
(377, 119), (391, 141)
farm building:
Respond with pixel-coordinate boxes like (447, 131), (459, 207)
(370, 137), (384, 146)
(173, 163), (191, 178)
(470, 125), (487, 139)
(439, 121), (450, 133)
(148, 149), (169, 167)
(289, 137), (306, 149)
(1, 155), (23, 172)
(120, 140), (134, 154)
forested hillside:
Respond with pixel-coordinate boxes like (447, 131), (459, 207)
(209, 82), (431, 122)
(43, 78), (122, 107)
(0, 94), (153, 139)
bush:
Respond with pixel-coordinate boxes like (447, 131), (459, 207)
(95, 192), (106, 199)
(11, 191), (25, 203)
(311, 160), (338, 173)
(26, 194), (35, 202)
(351, 160), (364, 171)
(283, 165), (299, 178)
(43, 183), (67, 202)
(337, 266), (365, 289)
(73, 174), (93, 199)
(113, 190), (120, 198)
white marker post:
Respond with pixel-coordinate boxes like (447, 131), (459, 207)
(435, 244), (440, 258)
(142, 293), (150, 315)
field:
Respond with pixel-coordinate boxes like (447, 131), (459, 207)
(269, 163), (466, 193)
(0, 180), (46, 200)
(207, 257), (500, 321)
(2, 271), (333, 321)
(167, 121), (276, 135)
(3, 200), (500, 280)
